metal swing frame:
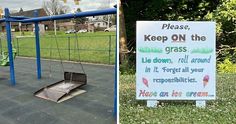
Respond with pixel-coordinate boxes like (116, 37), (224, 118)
(0, 7), (116, 85)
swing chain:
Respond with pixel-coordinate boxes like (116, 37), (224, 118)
(74, 33), (85, 74)
(48, 19), (65, 78)
(48, 18), (86, 83)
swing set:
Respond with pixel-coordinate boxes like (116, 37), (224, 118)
(0, 6), (117, 115)
(35, 26), (88, 103)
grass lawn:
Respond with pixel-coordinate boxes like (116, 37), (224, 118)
(0, 31), (116, 64)
(120, 74), (236, 123)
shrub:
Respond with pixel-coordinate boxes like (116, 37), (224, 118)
(217, 58), (236, 73)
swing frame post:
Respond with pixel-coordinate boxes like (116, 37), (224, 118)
(34, 10), (42, 79)
(113, 4), (117, 117)
(5, 8), (16, 86)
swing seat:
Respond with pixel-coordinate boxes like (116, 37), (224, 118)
(34, 72), (87, 103)
(0, 49), (17, 66)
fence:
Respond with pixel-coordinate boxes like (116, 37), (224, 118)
(0, 34), (116, 64)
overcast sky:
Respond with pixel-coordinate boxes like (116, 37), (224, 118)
(0, 0), (116, 12)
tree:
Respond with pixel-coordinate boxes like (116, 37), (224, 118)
(43, 0), (70, 35)
(110, 14), (116, 25)
(205, 0), (236, 46)
(19, 8), (23, 13)
(75, 8), (87, 24)
(119, 0), (128, 64)
(43, 0), (69, 16)
(123, 0), (219, 48)
(62, 0), (81, 5)
(98, 2), (112, 28)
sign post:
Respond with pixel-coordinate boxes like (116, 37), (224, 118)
(136, 21), (216, 107)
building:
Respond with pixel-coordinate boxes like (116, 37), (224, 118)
(12, 8), (53, 32)
(92, 20), (109, 28)
(0, 8), (54, 33)
(87, 15), (111, 28)
(58, 21), (75, 31)
(0, 8), (109, 33)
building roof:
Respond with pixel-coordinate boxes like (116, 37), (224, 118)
(11, 8), (48, 17)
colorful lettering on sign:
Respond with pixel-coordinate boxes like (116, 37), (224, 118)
(139, 90), (158, 97)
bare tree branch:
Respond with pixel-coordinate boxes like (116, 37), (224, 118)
(42, 0), (70, 16)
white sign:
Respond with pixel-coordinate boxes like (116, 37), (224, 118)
(136, 21), (216, 100)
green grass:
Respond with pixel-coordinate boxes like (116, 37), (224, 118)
(11, 31), (115, 37)
(120, 74), (236, 124)
(0, 31), (116, 64)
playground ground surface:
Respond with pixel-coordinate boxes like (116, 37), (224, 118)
(0, 57), (115, 124)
